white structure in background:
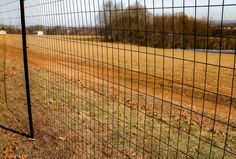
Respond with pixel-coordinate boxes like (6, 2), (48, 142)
(0, 30), (6, 35)
(37, 31), (44, 36)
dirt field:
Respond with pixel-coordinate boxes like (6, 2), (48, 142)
(0, 34), (236, 158)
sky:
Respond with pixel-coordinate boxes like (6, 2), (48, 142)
(0, 0), (235, 27)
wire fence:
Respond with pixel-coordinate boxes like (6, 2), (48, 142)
(0, 0), (236, 158)
(0, 0), (30, 136)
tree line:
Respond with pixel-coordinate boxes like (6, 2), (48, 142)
(0, 25), (98, 36)
(98, 1), (236, 50)
(0, 25), (21, 34)
(1, 1), (236, 50)
(26, 25), (98, 35)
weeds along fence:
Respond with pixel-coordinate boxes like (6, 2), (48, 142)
(0, 0), (236, 158)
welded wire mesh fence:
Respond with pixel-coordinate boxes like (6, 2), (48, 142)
(0, 0), (31, 136)
(0, 0), (236, 158)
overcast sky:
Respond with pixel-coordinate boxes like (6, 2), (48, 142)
(0, 0), (235, 26)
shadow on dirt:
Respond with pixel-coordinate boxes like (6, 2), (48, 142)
(0, 124), (30, 138)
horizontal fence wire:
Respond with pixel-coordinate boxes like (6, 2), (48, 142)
(0, 0), (236, 158)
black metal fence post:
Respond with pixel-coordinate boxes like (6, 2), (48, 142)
(19, 0), (34, 138)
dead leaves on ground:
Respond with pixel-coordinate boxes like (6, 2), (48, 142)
(1, 139), (35, 159)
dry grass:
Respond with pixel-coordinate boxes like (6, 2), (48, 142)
(0, 34), (235, 158)
(25, 34), (236, 120)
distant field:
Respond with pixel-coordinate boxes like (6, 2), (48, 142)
(1, 34), (236, 158)
(16, 34), (236, 120)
